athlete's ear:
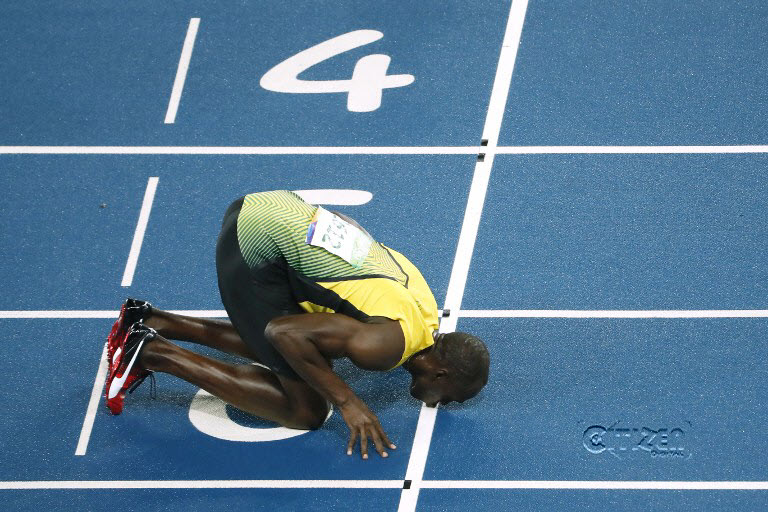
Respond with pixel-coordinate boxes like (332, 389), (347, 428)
(434, 368), (448, 380)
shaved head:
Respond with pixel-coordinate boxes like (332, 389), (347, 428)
(435, 331), (490, 399)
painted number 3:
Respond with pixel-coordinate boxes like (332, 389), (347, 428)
(260, 30), (415, 112)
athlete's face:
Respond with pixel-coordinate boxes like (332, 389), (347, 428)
(405, 347), (468, 407)
(408, 372), (464, 407)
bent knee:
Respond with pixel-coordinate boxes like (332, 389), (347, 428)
(263, 316), (294, 346)
(287, 400), (330, 430)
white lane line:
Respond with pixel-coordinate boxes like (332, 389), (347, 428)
(495, 145), (768, 154)
(2, 479), (766, 491)
(0, 311), (120, 319)
(165, 18), (200, 124)
(75, 343), (109, 456)
(2, 309), (767, 319)
(421, 481), (768, 490)
(2, 145), (768, 155)
(460, 310), (768, 318)
(397, 2), (530, 511)
(0, 310), (225, 319)
(0, 480), (403, 490)
(121, 177), (159, 287)
(0, 310), (226, 319)
(480, 7), (530, 148)
(0, 146), (479, 155)
(398, 404), (437, 511)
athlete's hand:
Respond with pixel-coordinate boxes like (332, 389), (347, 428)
(339, 396), (396, 459)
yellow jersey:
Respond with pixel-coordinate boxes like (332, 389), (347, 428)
(236, 190), (439, 368)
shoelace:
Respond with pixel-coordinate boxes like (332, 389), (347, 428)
(121, 325), (158, 400)
(127, 371), (157, 400)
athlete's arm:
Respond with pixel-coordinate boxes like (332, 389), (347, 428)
(264, 313), (403, 459)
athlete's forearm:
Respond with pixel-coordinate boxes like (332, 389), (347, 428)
(266, 328), (358, 407)
(265, 316), (396, 458)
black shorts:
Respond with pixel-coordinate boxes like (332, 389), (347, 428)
(215, 197), (303, 378)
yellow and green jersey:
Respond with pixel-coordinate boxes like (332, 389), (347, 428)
(236, 190), (439, 368)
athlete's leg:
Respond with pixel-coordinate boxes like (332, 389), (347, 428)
(142, 309), (259, 361)
(139, 335), (329, 429)
(212, 194), (302, 376)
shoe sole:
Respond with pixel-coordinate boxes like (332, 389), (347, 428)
(106, 303), (128, 363)
(105, 328), (154, 415)
(107, 337), (148, 400)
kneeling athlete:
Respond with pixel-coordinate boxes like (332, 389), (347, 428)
(105, 190), (490, 459)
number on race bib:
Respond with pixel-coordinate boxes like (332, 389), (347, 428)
(307, 207), (372, 267)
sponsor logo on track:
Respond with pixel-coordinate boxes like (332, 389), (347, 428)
(582, 421), (692, 460)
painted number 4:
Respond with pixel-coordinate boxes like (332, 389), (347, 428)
(260, 30), (414, 112)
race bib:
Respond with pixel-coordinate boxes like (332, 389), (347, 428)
(306, 207), (372, 268)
